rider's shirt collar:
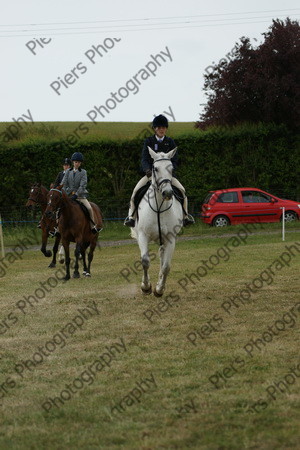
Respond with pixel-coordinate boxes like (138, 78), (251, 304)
(155, 136), (165, 142)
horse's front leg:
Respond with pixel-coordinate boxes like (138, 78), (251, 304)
(62, 241), (71, 280)
(154, 240), (175, 297)
(41, 227), (52, 258)
(138, 233), (152, 294)
(85, 240), (96, 277)
(73, 243), (81, 278)
(48, 235), (60, 268)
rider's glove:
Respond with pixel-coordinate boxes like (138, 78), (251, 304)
(71, 194), (78, 200)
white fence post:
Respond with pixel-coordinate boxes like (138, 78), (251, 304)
(280, 207), (285, 241)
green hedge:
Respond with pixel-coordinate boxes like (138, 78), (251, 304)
(1, 123), (299, 218)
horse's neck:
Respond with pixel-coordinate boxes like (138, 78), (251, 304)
(40, 186), (48, 213)
(60, 197), (80, 223)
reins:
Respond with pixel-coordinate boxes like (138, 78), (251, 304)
(149, 159), (174, 246)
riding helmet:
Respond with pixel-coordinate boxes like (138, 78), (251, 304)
(63, 158), (72, 166)
(71, 152), (84, 162)
(152, 114), (168, 128)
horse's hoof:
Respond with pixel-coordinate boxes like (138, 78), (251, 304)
(141, 284), (152, 295)
(72, 272), (80, 278)
(63, 275), (70, 281)
(153, 288), (163, 297)
(84, 272), (91, 277)
(45, 251), (52, 258)
(48, 262), (56, 268)
(59, 259), (65, 264)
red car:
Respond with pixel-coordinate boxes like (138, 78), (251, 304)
(200, 188), (300, 227)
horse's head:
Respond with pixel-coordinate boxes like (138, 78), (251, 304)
(26, 182), (44, 209)
(45, 186), (64, 218)
(148, 147), (177, 200)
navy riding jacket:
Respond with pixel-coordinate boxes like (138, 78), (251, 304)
(141, 135), (178, 176)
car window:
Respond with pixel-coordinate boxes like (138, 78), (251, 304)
(203, 193), (214, 204)
(216, 192), (239, 203)
(242, 191), (271, 203)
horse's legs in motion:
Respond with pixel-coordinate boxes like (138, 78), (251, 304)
(154, 240), (175, 297)
(63, 240), (71, 280)
(73, 243), (82, 278)
(85, 240), (96, 277)
(80, 242), (89, 276)
(48, 236), (60, 268)
(138, 233), (152, 294)
(58, 244), (65, 264)
(41, 228), (52, 258)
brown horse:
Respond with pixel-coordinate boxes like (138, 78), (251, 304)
(26, 183), (61, 267)
(45, 187), (103, 280)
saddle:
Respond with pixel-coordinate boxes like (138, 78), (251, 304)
(74, 200), (91, 222)
(133, 182), (184, 214)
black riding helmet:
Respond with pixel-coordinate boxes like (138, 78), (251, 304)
(71, 152), (84, 162)
(152, 115), (168, 128)
(63, 158), (72, 165)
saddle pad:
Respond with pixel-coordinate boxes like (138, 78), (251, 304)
(134, 182), (184, 211)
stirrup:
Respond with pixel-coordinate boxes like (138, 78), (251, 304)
(124, 216), (135, 227)
(49, 227), (60, 237)
(183, 214), (195, 227)
(91, 225), (102, 234)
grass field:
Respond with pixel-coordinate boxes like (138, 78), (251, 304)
(0, 225), (300, 449)
(0, 121), (198, 143)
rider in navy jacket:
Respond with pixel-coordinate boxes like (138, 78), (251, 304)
(124, 114), (194, 227)
(141, 135), (178, 176)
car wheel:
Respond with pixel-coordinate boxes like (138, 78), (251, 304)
(212, 215), (230, 227)
(283, 211), (297, 222)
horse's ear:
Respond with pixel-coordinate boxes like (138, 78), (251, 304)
(148, 146), (157, 161)
(50, 183), (54, 189)
(57, 184), (63, 190)
(165, 147), (177, 159)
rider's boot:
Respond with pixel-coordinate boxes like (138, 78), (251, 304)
(124, 199), (136, 227)
(182, 196), (195, 227)
(183, 214), (195, 226)
(91, 225), (103, 234)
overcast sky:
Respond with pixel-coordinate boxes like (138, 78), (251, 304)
(1, 0), (299, 123)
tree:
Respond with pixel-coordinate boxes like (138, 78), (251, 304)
(197, 18), (300, 129)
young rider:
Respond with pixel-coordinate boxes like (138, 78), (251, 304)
(60, 152), (100, 234)
(53, 157), (72, 188)
(124, 114), (194, 227)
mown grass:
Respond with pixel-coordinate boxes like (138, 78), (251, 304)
(2, 218), (300, 247)
(0, 228), (299, 449)
(0, 121), (199, 143)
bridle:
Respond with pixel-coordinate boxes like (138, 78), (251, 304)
(28, 185), (47, 205)
(151, 158), (173, 192)
(46, 188), (63, 218)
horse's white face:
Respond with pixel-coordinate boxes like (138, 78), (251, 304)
(148, 147), (177, 200)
